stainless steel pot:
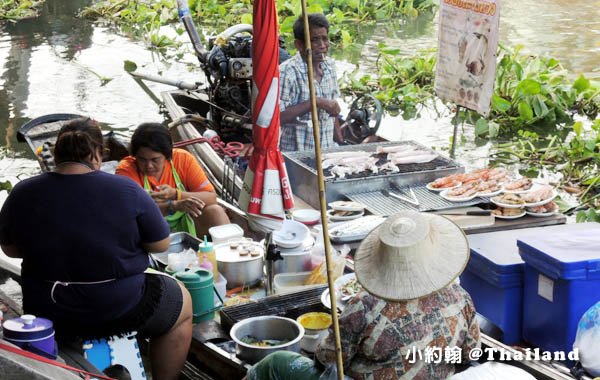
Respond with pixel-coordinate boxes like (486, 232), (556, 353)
(262, 235), (314, 274)
(230, 316), (304, 364)
(216, 242), (264, 289)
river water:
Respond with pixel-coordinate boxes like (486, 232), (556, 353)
(0, 0), (598, 325)
(1, 0), (599, 179)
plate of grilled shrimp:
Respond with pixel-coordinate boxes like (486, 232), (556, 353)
(440, 184), (479, 202)
(521, 185), (557, 207)
(502, 177), (534, 194)
(426, 178), (462, 192)
(526, 200), (559, 217)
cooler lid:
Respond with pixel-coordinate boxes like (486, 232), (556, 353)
(517, 223), (600, 280)
(467, 230), (525, 273)
(2, 315), (54, 340)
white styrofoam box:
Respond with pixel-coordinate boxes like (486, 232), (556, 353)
(209, 224), (244, 244)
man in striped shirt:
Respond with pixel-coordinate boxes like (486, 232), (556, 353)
(279, 13), (343, 152)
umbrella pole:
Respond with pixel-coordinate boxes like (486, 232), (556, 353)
(299, 4), (344, 380)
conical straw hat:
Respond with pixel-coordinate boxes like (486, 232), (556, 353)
(354, 211), (469, 301)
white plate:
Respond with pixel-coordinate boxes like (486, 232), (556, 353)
(329, 232), (369, 244)
(320, 288), (345, 312)
(327, 201), (365, 212)
(490, 196), (526, 209)
(502, 178), (535, 194)
(477, 187), (503, 197)
(292, 209), (321, 225)
(526, 210), (558, 217)
(327, 209), (364, 222)
(493, 211), (526, 219)
(523, 190), (558, 208)
(425, 181), (461, 192)
(334, 273), (361, 300)
(439, 189), (477, 202)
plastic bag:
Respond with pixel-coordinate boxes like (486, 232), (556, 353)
(449, 362), (536, 380)
(573, 301), (600, 377)
(304, 245), (349, 285)
(319, 364), (353, 380)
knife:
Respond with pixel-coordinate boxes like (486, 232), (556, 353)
(438, 210), (492, 216)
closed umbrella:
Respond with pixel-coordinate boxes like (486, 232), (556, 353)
(239, 0), (294, 221)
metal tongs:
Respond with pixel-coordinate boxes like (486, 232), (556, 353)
(382, 187), (420, 207)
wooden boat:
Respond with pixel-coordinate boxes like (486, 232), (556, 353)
(2, 115), (590, 380)
(17, 113), (131, 173)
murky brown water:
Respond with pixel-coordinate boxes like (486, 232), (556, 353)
(0, 0), (598, 173)
(0, 0), (597, 324)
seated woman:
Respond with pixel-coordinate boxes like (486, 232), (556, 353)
(116, 122), (230, 238)
(246, 211), (480, 380)
(0, 118), (193, 380)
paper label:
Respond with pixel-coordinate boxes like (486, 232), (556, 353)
(538, 274), (554, 302)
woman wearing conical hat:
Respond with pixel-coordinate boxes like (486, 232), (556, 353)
(245, 211), (480, 379)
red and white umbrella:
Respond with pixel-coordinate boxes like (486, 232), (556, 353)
(239, 0), (294, 219)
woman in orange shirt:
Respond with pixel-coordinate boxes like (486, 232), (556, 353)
(116, 123), (230, 238)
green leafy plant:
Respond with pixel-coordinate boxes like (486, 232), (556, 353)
(0, 0), (44, 20)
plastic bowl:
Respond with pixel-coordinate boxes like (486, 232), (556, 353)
(292, 209), (321, 225)
(296, 312), (332, 335)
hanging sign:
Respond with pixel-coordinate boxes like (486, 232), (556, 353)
(434, 0), (500, 116)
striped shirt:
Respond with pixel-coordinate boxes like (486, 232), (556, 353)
(279, 52), (340, 152)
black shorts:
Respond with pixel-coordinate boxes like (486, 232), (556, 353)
(135, 273), (183, 338)
(54, 273), (183, 341)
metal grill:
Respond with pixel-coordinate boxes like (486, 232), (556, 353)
(347, 184), (485, 215)
(219, 286), (328, 333)
(284, 141), (464, 209)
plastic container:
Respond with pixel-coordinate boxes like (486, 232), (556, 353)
(175, 269), (215, 323)
(199, 235), (218, 281)
(208, 223), (244, 244)
(462, 230), (525, 344)
(273, 271), (325, 294)
(214, 272), (227, 306)
(2, 314), (57, 359)
(517, 222), (600, 353)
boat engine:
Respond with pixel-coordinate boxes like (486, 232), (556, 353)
(175, 0), (382, 144)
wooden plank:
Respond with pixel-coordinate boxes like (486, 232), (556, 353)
(466, 214), (567, 235)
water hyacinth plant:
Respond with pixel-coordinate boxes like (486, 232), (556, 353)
(0, 0), (44, 21)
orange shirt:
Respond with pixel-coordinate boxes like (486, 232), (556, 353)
(116, 148), (214, 193)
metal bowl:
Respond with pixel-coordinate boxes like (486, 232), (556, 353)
(229, 316), (304, 364)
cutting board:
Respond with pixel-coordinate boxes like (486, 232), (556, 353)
(432, 207), (495, 230)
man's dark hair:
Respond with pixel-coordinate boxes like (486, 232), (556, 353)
(130, 122), (173, 160)
(293, 13), (329, 41)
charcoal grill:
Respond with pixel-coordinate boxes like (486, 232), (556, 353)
(283, 141), (463, 209)
(219, 286), (328, 333)
(347, 185), (486, 216)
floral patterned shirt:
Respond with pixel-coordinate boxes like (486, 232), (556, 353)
(279, 52), (339, 152)
(315, 283), (480, 380)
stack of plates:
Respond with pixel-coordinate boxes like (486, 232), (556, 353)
(327, 201), (366, 222)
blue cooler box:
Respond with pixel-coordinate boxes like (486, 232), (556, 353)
(463, 230), (525, 344)
(517, 222), (600, 353)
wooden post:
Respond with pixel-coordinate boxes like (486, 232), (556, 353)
(299, 4), (345, 380)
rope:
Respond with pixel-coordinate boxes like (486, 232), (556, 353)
(0, 342), (116, 380)
(173, 135), (245, 158)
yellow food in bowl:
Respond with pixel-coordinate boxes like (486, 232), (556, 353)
(297, 312), (332, 331)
